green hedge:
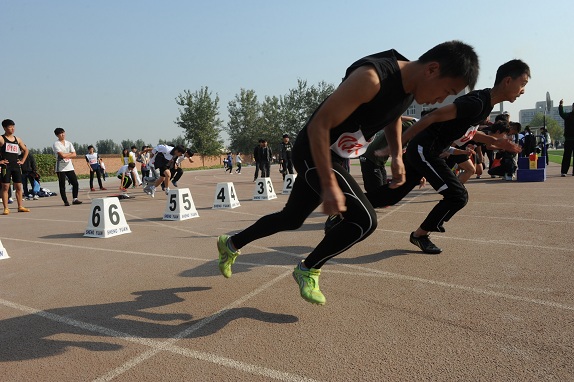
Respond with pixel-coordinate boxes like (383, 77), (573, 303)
(35, 154), (56, 178)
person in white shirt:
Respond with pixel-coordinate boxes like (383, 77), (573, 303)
(52, 128), (82, 206)
(129, 146), (142, 186)
(141, 144), (186, 197)
(169, 149), (194, 187)
(117, 162), (136, 190)
(235, 152), (242, 174)
(85, 145), (106, 191)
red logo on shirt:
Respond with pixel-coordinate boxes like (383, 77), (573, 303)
(338, 135), (364, 156)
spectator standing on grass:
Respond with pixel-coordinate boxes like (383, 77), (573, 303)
(52, 127), (82, 206)
(559, 99), (574, 176)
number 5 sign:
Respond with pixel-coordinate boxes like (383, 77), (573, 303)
(213, 182), (240, 209)
(163, 188), (199, 221)
(84, 197), (131, 238)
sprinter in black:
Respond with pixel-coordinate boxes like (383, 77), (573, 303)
(367, 60), (530, 254)
(216, 41), (479, 305)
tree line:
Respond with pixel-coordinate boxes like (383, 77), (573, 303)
(30, 79), (337, 160)
(29, 78), (568, 161)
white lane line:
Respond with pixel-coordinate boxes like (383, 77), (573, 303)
(326, 268), (574, 312)
(0, 272), (318, 382)
(373, 229), (574, 252)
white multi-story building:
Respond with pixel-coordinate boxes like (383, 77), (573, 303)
(519, 100), (572, 128)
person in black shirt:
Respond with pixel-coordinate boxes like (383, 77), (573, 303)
(216, 41), (479, 305)
(279, 134), (294, 180)
(252, 140), (262, 181)
(558, 99), (574, 176)
(257, 140), (272, 177)
(1, 119), (31, 214)
(369, 60), (530, 254)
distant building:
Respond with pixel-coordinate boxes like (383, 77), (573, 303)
(519, 100), (572, 128)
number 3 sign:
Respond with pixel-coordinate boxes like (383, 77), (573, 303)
(84, 197), (131, 238)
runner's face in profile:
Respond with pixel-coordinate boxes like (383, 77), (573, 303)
(415, 75), (467, 105)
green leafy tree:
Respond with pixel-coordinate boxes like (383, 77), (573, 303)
(527, 113), (563, 143)
(176, 87), (224, 166)
(261, 95), (284, 153)
(158, 135), (188, 147)
(280, 79), (335, 142)
(226, 89), (265, 154)
(72, 142), (90, 155)
(96, 139), (122, 154)
(120, 139), (148, 151)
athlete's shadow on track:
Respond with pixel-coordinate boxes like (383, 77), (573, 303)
(0, 286), (297, 362)
(333, 249), (414, 264)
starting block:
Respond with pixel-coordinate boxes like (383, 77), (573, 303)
(213, 182), (240, 209)
(163, 188), (199, 221)
(0, 240), (9, 260)
(84, 197), (131, 238)
(253, 177), (277, 200)
(516, 156), (546, 182)
(282, 174), (297, 194)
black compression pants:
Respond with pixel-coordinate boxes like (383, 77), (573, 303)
(231, 143), (377, 269)
(366, 142), (468, 233)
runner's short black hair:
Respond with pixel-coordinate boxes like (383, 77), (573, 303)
(494, 59), (531, 85)
(2, 119), (15, 128)
(54, 127), (65, 135)
(418, 40), (479, 90)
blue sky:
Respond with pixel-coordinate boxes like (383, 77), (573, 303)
(2, 0), (572, 150)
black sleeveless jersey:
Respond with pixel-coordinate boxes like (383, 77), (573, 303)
(412, 89), (493, 154)
(1, 135), (21, 166)
(299, 49), (414, 159)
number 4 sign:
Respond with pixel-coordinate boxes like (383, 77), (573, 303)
(213, 182), (240, 209)
(84, 197), (131, 238)
(163, 188), (199, 221)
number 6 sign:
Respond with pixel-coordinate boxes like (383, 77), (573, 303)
(163, 188), (199, 220)
(84, 197), (131, 238)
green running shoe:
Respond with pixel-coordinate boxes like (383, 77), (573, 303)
(217, 235), (240, 278)
(292, 262), (326, 305)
